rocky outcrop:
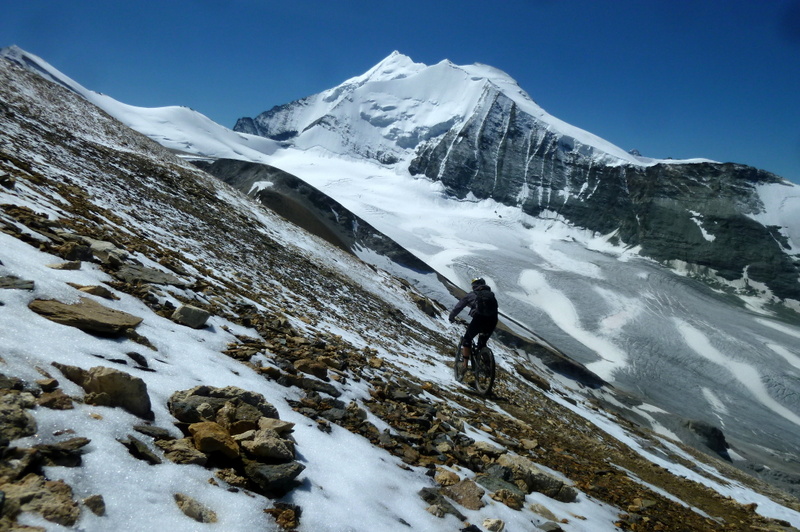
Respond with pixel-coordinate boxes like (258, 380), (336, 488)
(166, 386), (305, 497)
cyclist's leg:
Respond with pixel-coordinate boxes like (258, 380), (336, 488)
(462, 319), (481, 369)
(464, 318), (481, 347)
(475, 316), (496, 351)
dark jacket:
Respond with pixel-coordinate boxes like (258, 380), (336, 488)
(449, 285), (496, 322)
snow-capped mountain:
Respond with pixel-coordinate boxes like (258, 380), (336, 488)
(4, 45), (800, 508)
(235, 51), (800, 309)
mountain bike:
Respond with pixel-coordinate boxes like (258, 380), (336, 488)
(454, 332), (495, 396)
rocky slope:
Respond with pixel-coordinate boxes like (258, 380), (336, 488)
(2, 53), (800, 532)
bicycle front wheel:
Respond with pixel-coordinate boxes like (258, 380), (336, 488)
(473, 347), (495, 395)
(454, 341), (467, 383)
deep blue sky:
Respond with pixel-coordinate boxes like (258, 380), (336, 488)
(4, 1), (799, 183)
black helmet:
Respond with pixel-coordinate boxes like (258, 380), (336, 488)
(471, 277), (486, 289)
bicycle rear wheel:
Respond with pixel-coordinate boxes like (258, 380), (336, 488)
(473, 347), (495, 395)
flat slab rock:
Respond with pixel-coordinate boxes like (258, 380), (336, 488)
(28, 297), (143, 335)
(0, 276), (34, 290)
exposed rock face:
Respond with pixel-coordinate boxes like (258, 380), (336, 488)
(408, 94), (799, 302)
(28, 297), (143, 335)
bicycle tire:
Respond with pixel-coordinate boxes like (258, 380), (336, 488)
(473, 347), (495, 395)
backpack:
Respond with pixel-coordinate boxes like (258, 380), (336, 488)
(474, 289), (498, 317)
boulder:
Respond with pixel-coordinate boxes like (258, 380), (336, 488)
(52, 364), (153, 419)
(483, 518), (506, 531)
(258, 417), (295, 436)
(37, 389), (74, 410)
(114, 263), (187, 286)
(215, 399), (265, 435)
(155, 437), (208, 466)
(83, 494), (106, 516)
(46, 261), (81, 270)
(264, 503), (301, 530)
(171, 304), (211, 328)
(434, 468), (460, 487)
(0, 391), (37, 443)
(84, 237), (128, 266)
(33, 437), (91, 467)
(0, 276), (34, 290)
(496, 453), (577, 502)
(685, 419), (730, 456)
(118, 434), (162, 465)
(1, 473), (80, 526)
(70, 284), (119, 300)
(293, 358), (328, 379)
(29, 297), (143, 336)
(418, 487), (466, 521)
(411, 294), (440, 317)
(55, 241), (92, 262)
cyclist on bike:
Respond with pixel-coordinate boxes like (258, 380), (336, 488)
(448, 277), (498, 374)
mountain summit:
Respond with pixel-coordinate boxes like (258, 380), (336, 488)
(234, 51), (654, 168)
(236, 52), (800, 307)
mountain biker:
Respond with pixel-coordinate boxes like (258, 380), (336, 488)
(448, 278), (498, 373)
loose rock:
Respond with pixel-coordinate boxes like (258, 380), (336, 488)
(29, 297), (143, 335)
(171, 304), (211, 329)
(53, 364), (153, 419)
(174, 493), (217, 523)
(441, 479), (486, 510)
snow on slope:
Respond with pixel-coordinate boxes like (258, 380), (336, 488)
(749, 180), (800, 253)
(245, 50), (714, 169)
(0, 45), (279, 162)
